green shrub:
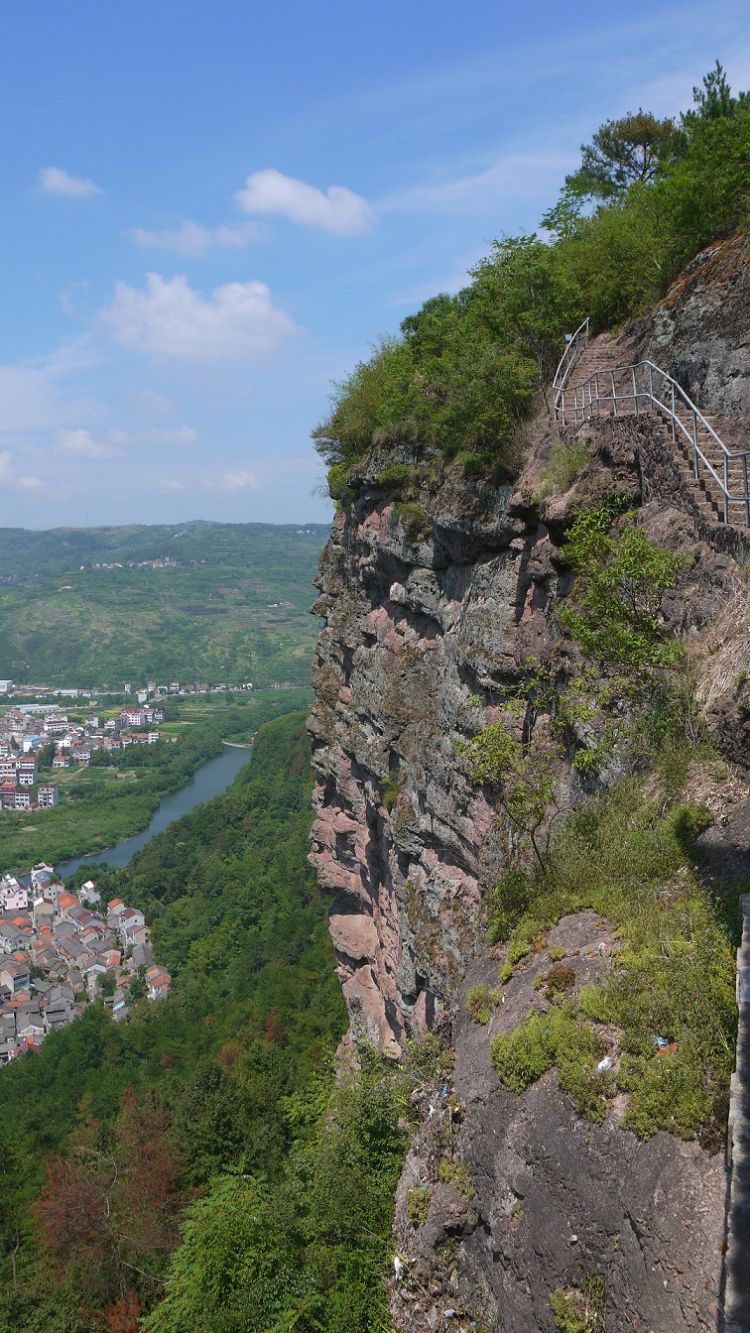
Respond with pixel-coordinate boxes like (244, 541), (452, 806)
(491, 1011), (557, 1094)
(382, 772), (403, 812)
(489, 869), (532, 943)
(538, 439), (590, 499)
(507, 938), (530, 967)
(376, 462), (413, 491)
(550, 1274), (605, 1332)
(436, 1157), (475, 1197)
(560, 509), (684, 677)
(491, 1005), (610, 1119)
(394, 500), (429, 544)
(327, 461), (356, 504)
(544, 962), (576, 998)
(621, 1045), (712, 1139)
(406, 1186), (431, 1227)
(499, 784), (736, 1141)
(466, 983), (496, 1025)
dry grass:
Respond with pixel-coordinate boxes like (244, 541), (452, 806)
(693, 564), (750, 711)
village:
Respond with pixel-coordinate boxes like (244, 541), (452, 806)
(0, 700), (165, 813)
(0, 860), (171, 1064)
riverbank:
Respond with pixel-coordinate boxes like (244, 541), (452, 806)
(0, 690), (311, 873)
(57, 743), (253, 877)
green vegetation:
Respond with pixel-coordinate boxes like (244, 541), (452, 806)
(406, 1185), (431, 1227)
(466, 982), (500, 1024)
(0, 521), (327, 687)
(550, 1274), (605, 1332)
(0, 713), (421, 1331)
(560, 507), (684, 675)
(489, 787), (736, 1142)
(458, 718), (557, 871)
(536, 438), (591, 499)
(461, 504), (736, 1145)
(435, 1156), (474, 1197)
(315, 65), (749, 489)
(0, 690), (311, 870)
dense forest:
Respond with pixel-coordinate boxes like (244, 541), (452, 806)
(0, 522), (328, 688)
(315, 63), (750, 493)
(0, 714), (419, 1331)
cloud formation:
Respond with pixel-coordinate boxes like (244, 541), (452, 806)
(0, 343), (102, 438)
(38, 166), (103, 198)
(128, 219), (260, 257)
(108, 424), (198, 448)
(380, 150), (574, 214)
(0, 451), (43, 490)
(56, 428), (118, 460)
(101, 273), (296, 362)
(236, 168), (375, 235)
(158, 469), (258, 495)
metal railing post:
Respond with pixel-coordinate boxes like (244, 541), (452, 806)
(554, 335), (740, 527)
(743, 456), (750, 528)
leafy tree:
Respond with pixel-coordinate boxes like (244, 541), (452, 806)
(683, 60), (749, 127)
(140, 1175), (312, 1333)
(564, 110), (677, 201)
(458, 719), (560, 871)
(560, 509), (684, 675)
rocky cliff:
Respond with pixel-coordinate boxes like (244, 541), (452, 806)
(308, 235), (750, 1331)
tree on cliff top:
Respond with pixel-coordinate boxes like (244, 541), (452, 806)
(563, 109), (677, 202)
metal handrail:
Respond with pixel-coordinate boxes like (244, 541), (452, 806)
(552, 318), (589, 411)
(556, 353), (750, 527)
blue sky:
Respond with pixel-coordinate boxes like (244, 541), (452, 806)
(1, 0), (749, 528)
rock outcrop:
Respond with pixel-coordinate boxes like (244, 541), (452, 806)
(308, 240), (750, 1331)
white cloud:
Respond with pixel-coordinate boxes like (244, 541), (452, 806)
(38, 166), (103, 198)
(108, 424), (198, 448)
(213, 469), (258, 492)
(0, 342), (103, 437)
(236, 168), (376, 235)
(101, 273), (296, 362)
(132, 389), (177, 418)
(0, 450), (43, 490)
(144, 424), (198, 446)
(159, 469), (257, 494)
(56, 428), (119, 460)
(380, 151), (575, 214)
(128, 219), (261, 257)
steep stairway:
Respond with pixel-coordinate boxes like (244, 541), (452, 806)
(556, 332), (748, 527)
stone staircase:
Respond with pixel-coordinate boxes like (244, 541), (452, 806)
(556, 331), (749, 528)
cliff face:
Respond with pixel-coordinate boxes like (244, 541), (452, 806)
(308, 460), (568, 1054)
(308, 237), (750, 1331)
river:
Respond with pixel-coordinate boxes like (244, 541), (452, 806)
(57, 743), (252, 878)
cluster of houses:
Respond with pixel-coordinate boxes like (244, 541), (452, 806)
(0, 704), (166, 805)
(0, 862), (171, 1064)
(0, 751), (58, 812)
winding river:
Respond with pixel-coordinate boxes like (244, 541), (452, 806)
(57, 743), (252, 878)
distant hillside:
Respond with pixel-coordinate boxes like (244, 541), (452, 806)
(0, 521), (329, 687)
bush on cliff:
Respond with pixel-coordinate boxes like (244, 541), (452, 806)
(316, 67), (750, 493)
(491, 785), (736, 1142)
